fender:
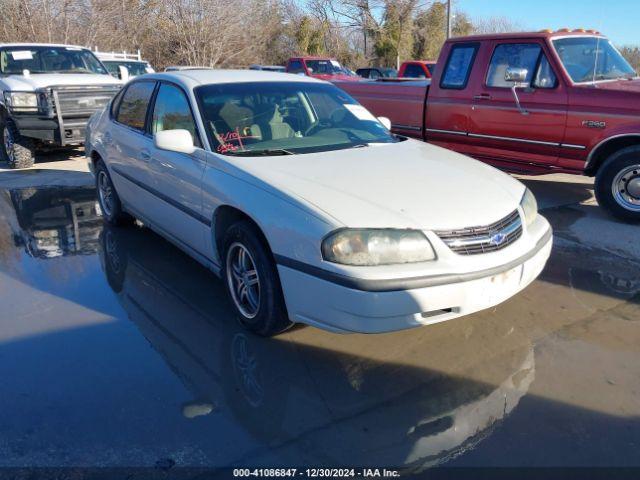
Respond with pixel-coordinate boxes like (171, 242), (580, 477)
(585, 132), (640, 171)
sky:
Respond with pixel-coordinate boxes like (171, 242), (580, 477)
(457, 0), (639, 45)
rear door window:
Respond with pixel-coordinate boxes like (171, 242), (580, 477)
(440, 44), (478, 89)
(116, 81), (156, 131)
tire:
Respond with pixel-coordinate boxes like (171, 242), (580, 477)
(95, 159), (133, 226)
(99, 226), (127, 293)
(2, 119), (35, 169)
(222, 220), (292, 336)
(595, 146), (640, 222)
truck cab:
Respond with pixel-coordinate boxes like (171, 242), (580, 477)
(398, 60), (436, 79)
(285, 57), (360, 81)
(94, 50), (155, 81)
(0, 43), (122, 168)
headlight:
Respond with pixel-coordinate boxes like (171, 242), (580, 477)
(520, 188), (538, 227)
(322, 229), (436, 266)
(5, 92), (38, 110)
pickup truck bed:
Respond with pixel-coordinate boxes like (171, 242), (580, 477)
(336, 79), (430, 138)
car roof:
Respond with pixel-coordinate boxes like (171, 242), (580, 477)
(101, 59), (146, 63)
(450, 31), (606, 43)
(0, 43), (90, 49)
(292, 56), (338, 61)
(141, 69), (327, 89)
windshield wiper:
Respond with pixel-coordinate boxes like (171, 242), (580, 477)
(226, 148), (294, 156)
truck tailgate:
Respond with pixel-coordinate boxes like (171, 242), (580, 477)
(333, 79), (429, 138)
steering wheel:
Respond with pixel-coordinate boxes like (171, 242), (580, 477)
(305, 119), (332, 136)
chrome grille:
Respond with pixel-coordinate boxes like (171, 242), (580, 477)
(435, 210), (522, 255)
(52, 85), (121, 117)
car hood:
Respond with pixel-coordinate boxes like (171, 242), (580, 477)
(237, 139), (525, 230)
(1, 73), (122, 91)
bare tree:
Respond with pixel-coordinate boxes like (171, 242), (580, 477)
(472, 16), (522, 34)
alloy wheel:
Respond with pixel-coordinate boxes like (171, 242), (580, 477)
(226, 242), (261, 319)
(97, 170), (114, 217)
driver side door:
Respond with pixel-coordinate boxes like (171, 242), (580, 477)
(147, 82), (208, 258)
(468, 40), (568, 170)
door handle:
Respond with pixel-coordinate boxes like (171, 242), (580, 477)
(104, 131), (112, 145)
(139, 150), (151, 162)
(473, 93), (492, 100)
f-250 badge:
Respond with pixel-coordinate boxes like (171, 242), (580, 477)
(582, 120), (606, 129)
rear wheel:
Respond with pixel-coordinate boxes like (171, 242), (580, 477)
(222, 221), (292, 336)
(595, 146), (640, 222)
(2, 119), (35, 169)
(95, 159), (133, 226)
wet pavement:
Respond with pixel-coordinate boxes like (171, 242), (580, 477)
(0, 168), (638, 473)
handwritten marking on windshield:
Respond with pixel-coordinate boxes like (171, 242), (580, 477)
(216, 127), (259, 154)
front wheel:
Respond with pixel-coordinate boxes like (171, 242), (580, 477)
(595, 146), (640, 222)
(222, 221), (293, 336)
(1, 119), (35, 169)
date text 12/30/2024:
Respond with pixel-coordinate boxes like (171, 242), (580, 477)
(233, 468), (401, 478)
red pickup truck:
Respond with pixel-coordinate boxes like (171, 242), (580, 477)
(336, 30), (640, 221)
(286, 56), (359, 82)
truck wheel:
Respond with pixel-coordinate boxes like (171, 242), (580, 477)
(2, 119), (35, 169)
(95, 159), (133, 226)
(595, 146), (640, 222)
(222, 221), (293, 336)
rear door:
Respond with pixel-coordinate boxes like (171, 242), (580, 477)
(467, 40), (568, 170)
(425, 42), (480, 154)
(105, 80), (157, 218)
(147, 82), (208, 256)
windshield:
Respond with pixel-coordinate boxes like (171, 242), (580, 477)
(306, 59), (350, 76)
(552, 37), (636, 83)
(0, 46), (108, 75)
(195, 82), (398, 156)
(103, 60), (149, 77)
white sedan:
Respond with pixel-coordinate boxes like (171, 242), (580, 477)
(86, 70), (552, 336)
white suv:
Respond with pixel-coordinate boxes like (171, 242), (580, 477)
(0, 43), (121, 168)
(86, 70), (553, 336)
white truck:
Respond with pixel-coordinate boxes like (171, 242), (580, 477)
(93, 49), (155, 81)
(0, 43), (122, 168)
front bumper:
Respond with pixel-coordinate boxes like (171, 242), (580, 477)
(13, 114), (91, 145)
(277, 227), (553, 333)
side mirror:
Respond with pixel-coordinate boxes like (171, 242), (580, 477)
(378, 116), (392, 130)
(504, 67), (528, 84)
(154, 129), (196, 154)
(118, 65), (130, 82)
(504, 67), (529, 116)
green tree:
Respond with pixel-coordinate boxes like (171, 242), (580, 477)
(295, 16), (326, 55)
(373, 0), (415, 67)
(413, 1), (472, 60)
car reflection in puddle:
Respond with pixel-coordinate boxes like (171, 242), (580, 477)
(8, 186), (102, 259)
(99, 223), (536, 469)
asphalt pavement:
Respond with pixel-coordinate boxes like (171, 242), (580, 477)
(0, 152), (638, 474)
